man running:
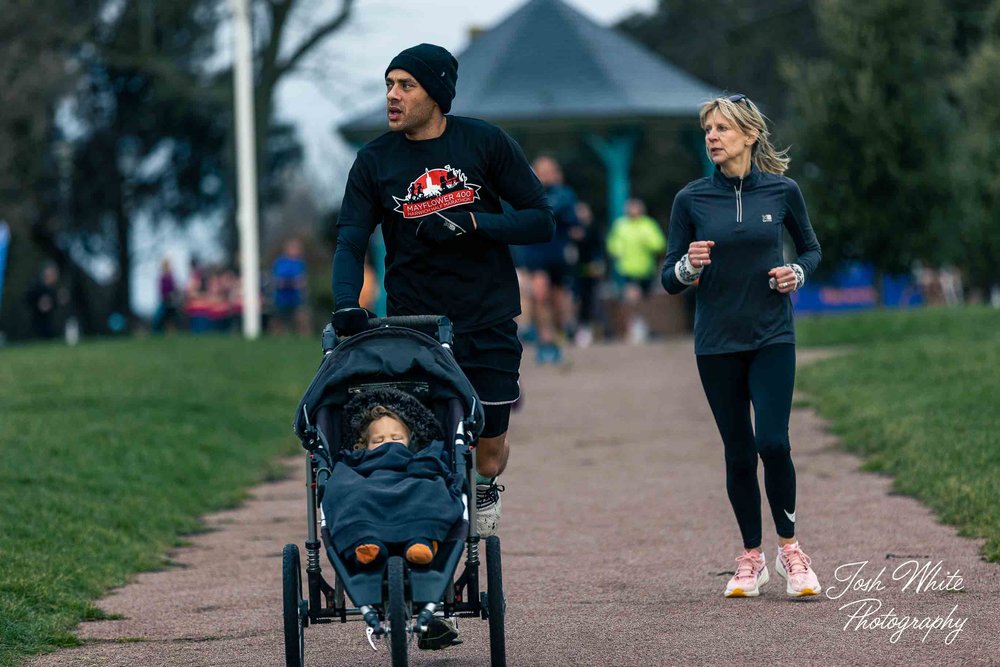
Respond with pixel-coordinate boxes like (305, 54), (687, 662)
(522, 155), (580, 364)
(332, 43), (554, 542)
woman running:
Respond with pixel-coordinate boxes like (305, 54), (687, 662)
(662, 94), (822, 598)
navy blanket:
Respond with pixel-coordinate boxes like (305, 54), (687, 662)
(323, 441), (464, 555)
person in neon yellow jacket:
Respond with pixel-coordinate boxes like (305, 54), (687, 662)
(607, 198), (667, 343)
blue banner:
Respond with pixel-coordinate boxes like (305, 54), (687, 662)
(0, 221), (9, 313)
(791, 262), (924, 314)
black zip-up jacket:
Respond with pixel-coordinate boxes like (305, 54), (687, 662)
(661, 166), (821, 355)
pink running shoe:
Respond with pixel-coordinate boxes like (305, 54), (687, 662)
(724, 549), (769, 597)
(775, 542), (821, 596)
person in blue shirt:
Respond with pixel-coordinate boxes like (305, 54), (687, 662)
(662, 94), (823, 598)
(521, 155), (580, 364)
(271, 237), (309, 335)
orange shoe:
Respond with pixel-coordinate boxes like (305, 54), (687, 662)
(353, 540), (386, 566)
(405, 539), (439, 565)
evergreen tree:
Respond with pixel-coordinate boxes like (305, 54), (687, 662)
(0, 1), (90, 339)
(618, 0), (824, 123)
(783, 0), (959, 290)
(952, 1), (1000, 296)
(611, 2), (823, 235)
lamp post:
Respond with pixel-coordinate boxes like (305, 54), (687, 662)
(231, 0), (261, 338)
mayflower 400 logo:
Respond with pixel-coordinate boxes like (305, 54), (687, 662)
(393, 166), (481, 219)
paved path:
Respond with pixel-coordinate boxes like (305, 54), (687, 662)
(31, 341), (1000, 666)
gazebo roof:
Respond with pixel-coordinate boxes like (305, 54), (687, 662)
(340, 0), (718, 139)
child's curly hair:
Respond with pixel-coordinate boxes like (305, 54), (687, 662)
(351, 405), (406, 450)
(343, 387), (443, 452)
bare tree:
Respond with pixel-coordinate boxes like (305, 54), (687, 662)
(63, 0), (356, 325)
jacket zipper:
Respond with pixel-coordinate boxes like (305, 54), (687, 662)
(734, 178), (744, 224)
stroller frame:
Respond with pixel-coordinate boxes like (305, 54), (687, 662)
(283, 315), (506, 667)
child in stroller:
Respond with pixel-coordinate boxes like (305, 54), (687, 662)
(286, 317), (504, 665)
(322, 387), (465, 570)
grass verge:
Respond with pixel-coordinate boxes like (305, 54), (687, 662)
(0, 335), (317, 665)
(796, 306), (1000, 561)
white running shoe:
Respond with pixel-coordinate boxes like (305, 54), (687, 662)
(724, 549), (769, 597)
(475, 481), (504, 536)
(775, 542), (821, 596)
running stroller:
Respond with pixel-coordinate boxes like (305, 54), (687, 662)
(282, 315), (507, 667)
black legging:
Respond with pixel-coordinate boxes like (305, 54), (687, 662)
(696, 343), (797, 549)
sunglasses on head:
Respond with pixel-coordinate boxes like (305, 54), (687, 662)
(727, 94), (751, 106)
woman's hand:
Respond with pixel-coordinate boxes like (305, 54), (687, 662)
(687, 240), (715, 269)
(768, 265), (798, 294)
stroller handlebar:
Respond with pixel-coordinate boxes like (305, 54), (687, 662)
(323, 315), (454, 353)
(366, 315), (449, 335)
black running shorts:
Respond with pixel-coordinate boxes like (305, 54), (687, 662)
(452, 319), (522, 438)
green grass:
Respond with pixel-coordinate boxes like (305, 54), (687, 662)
(0, 335), (317, 666)
(1, 309), (997, 662)
(796, 306), (1000, 560)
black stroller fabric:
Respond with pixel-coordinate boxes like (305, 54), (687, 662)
(294, 327), (485, 442)
(292, 325), (481, 606)
(323, 440), (464, 555)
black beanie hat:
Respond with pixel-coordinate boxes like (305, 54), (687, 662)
(385, 43), (458, 113)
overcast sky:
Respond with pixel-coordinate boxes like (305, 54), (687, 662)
(275, 0), (657, 202)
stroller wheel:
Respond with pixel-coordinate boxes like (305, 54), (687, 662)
(486, 536), (507, 666)
(282, 544), (306, 666)
(387, 556), (411, 666)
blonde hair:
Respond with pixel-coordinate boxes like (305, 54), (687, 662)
(699, 96), (790, 175)
(353, 405), (407, 450)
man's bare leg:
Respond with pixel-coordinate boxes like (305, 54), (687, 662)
(552, 284), (575, 339)
(476, 432), (509, 478)
(531, 271), (564, 363)
(515, 268), (533, 335)
(531, 271), (555, 346)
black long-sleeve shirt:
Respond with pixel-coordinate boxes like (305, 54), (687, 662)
(661, 166), (821, 355)
(334, 115), (554, 332)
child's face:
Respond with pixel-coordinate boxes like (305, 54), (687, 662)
(366, 416), (410, 450)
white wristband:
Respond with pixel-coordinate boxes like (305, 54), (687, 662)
(675, 253), (701, 285)
(788, 263), (805, 290)
(771, 264), (805, 291)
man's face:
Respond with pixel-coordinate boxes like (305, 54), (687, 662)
(385, 69), (437, 134)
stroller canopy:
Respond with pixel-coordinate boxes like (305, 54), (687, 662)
(294, 327), (484, 441)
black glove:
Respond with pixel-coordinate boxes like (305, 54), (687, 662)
(332, 307), (375, 337)
(415, 211), (473, 245)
